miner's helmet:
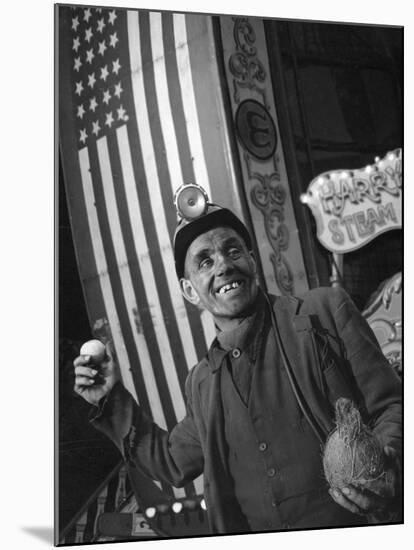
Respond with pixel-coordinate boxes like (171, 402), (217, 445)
(173, 183), (252, 279)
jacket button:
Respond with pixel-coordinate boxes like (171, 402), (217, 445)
(267, 467), (276, 477)
(259, 442), (267, 451)
(232, 348), (241, 358)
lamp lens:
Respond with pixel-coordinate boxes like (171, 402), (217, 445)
(174, 183), (209, 220)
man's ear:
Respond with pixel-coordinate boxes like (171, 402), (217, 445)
(248, 250), (261, 286)
(249, 250), (257, 274)
(180, 277), (201, 306)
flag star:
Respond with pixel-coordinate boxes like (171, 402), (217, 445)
(105, 111), (114, 128)
(97, 17), (106, 33)
(114, 82), (123, 98)
(92, 120), (101, 136)
(109, 32), (119, 48)
(98, 40), (107, 56)
(112, 58), (121, 75)
(72, 36), (80, 52)
(117, 105), (128, 121)
(77, 104), (85, 119)
(89, 97), (98, 112)
(86, 48), (95, 64)
(74, 56), (82, 71)
(75, 81), (84, 95)
(71, 16), (79, 31)
(102, 89), (111, 104)
(80, 128), (88, 144)
(108, 10), (117, 24)
(100, 65), (109, 81)
(85, 27), (93, 43)
(88, 72), (96, 88)
(96, 8), (103, 13)
(83, 8), (91, 22)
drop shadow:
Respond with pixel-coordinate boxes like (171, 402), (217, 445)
(21, 526), (54, 545)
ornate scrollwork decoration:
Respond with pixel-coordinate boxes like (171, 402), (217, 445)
(270, 250), (294, 294)
(229, 17), (267, 104)
(247, 157), (293, 294)
(385, 349), (402, 377)
(228, 19), (294, 294)
(233, 17), (257, 56)
(382, 272), (402, 310)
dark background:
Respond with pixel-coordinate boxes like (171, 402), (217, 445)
(58, 157), (120, 533)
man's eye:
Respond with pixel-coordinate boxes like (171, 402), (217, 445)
(199, 258), (213, 269)
(228, 248), (241, 258)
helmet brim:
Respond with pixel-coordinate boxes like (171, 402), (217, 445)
(174, 208), (252, 279)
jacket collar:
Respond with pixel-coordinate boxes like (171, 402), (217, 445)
(207, 290), (268, 372)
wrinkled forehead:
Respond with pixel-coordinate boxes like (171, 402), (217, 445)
(187, 226), (247, 256)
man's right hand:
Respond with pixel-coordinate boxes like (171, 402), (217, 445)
(74, 343), (121, 407)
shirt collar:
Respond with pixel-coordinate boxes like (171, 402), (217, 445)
(208, 290), (267, 372)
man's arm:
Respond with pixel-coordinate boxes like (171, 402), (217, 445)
(90, 378), (204, 488)
(329, 287), (402, 521)
(74, 347), (204, 488)
(333, 287), (402, 453)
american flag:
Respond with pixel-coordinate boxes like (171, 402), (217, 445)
(58, 4), (238, 499)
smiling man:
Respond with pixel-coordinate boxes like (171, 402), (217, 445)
(180, 226), (258, 330)
(74, 193), (402, 535)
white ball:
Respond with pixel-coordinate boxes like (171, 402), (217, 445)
(80, 339), (106, 364)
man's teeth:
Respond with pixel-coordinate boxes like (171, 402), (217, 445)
(217, 281), (242, 294)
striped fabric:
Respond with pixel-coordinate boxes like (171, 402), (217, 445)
(58, 5), (229, 499)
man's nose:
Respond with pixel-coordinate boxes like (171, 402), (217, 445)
(215, 254), (234, 277)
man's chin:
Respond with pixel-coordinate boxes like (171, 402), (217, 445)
(215, 295), (257, 319)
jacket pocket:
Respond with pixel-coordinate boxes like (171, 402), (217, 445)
(311, 328), (355, 407)
(323, 356), (355, 406)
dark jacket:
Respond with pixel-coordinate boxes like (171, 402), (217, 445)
(92, 287), (402, 534)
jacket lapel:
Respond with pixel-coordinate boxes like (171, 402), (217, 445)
(272, 296), (334, 439)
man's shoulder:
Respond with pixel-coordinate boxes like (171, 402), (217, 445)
(273, 285), (351, 316)
(299, 285), (349, 305)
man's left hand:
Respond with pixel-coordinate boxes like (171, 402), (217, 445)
(328, 446), (401, 523)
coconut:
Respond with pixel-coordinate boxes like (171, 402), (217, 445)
(323, 398), (394, 498)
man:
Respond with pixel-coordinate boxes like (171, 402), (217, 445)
(74, 194), (402, 534)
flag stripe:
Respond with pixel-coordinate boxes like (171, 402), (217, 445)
(148, 12), (210, 371)
(126, 12), (190, 421)
(121, 121), (189, 424)
(128, 10), (202, 387)
(161, 13), (196, 185)
(110, 126), (178, 431)
(118, 116), (199, 495)
(160, 13), (209, 361)
(87, 140), (154, 410)
(89, 10), (181, 431)
(98, 133), (169, 429)
(78, 146), (138, 402)
(185, 14), (241, 209)
(137, 11), (177, 242)
(172, 14), (211, 199)
(173, 14), (216, 346)
(150, 12), (184, 192)
(74, 145), (191, 500)
(128, 26), (191, 394)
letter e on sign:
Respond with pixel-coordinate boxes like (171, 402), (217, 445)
(235, 99), (277, 160)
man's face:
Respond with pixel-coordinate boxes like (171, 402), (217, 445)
(180, 226), (258, 325)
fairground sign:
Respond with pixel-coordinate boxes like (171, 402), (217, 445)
(301, 149), (402, 254)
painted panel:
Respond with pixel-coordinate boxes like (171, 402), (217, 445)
(219, 16), (309, 295)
